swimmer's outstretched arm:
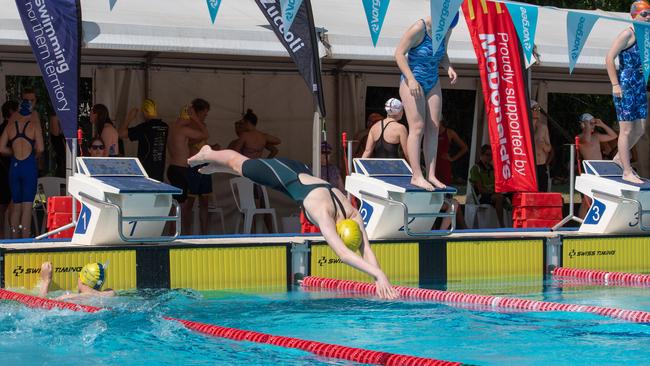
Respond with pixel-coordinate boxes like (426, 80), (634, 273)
(318, 217), (399, 300)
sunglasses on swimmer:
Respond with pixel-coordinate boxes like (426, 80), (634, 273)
(90, 144), (105, 150)
(641, 10), (650, 17)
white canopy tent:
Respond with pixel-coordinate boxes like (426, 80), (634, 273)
(1, 1), (646, 231)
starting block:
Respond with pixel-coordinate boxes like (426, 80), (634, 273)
(68, 157), (182, 245)
(575, 160), (650, 234)
(345, 158), (456, 240)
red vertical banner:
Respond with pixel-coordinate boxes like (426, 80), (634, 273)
(462, 0), (537, 192)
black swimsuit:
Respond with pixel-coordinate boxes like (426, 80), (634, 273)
(372, 120), (400, 158)
(242, 158), (347, 224)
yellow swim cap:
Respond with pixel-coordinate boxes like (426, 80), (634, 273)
(336, 219), (362, 252)
(142, 99), (157, 118)
(79, 263), (105, 290)
(179, 104), (190, 120)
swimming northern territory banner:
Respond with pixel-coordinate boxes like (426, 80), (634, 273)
(255, 0), (326, 117)
(15, 0), (81, 139)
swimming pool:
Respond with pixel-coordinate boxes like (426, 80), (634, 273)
(1, 279), (649, 365)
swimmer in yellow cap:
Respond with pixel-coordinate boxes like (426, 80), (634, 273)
(38, 261), (116, 300)
(188, 148), (400, 300)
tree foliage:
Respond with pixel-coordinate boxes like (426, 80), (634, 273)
(527, 0), (629, 12)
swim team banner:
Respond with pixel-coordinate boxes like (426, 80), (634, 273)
(15, 0), (81, 139)
(566, 11), (599, 74)
(206, 0), (222, 24)
(462, 0), (537, 192)
(362, 0), (390, 47)
(503, 2), (538, 68)
(109, 0), (116, 10)
(256, 0), (326, 117)
(431, 0), (464, 57)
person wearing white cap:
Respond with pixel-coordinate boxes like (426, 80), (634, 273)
(576, 113), (618, 218)
(361, 98), (408, 160)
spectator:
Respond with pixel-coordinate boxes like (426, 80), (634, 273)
(362, 98), (408, 160)
(186, 99), (213, 235)
(354, 112), (383, 158)
(118, 99), (169, 181)
(88, 136), (107, 157)
(0, 101), (16, 239)
(531, 101), (552, 192)
(435, 118), (468, 186)
(576, 113), (618, 218)
(167, 104), (207, 235)
(90, 104), (119, 157)
(21, 88), (43, 136)
(0, 100), (44, 238)
(49, 113), (66, 178)
(229, 109), (281, 158)
(469, 145), (506, 228)
(321, 141), (346, 193)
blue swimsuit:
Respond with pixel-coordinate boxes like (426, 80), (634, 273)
(614, 41), (648, 122)
(8, 120), (38, 204)
(401, 19), (447, 96)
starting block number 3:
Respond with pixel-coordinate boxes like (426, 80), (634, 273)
(584, 199), (606, 225)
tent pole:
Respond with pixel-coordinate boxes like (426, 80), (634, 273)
(312, 108), (322, 178)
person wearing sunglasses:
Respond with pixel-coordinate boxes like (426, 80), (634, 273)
(605, 0), (650, 184)
(88, 137), (107, 157)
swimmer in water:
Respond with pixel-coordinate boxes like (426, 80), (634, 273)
(38, 261), (115, 300)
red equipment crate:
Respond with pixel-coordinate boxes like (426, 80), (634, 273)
(47, 212), (74, 239)
(512, 192), (563, 229)
(47, 196), (80, 214)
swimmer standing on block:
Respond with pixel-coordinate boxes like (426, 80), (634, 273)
(188, 147), (399, 300)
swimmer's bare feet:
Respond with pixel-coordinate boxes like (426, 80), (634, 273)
(187, 145), (214, 167)
(38, 262), (53, 298)
(427, 176), (447, 190)
(411, 176), (435, 191)
(623, 171), (644, 184)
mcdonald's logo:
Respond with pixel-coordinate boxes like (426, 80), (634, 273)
(467, 0), (504, 20)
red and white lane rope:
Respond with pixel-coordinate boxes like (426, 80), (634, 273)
(0, 288), (102, 313)
(300, 276), (650, 323)
(0, 288), (466, 365)
(165, 317), (465, 366)
(553, 267), (650, 286)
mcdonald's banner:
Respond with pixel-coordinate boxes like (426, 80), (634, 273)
(462, 0), (537, 192)
(566, 11), (599, 74)
(15, 0), (81, 139)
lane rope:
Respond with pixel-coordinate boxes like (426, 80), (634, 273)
(300, 276), (650, 323)
(553, 267), (650, 286)
(0, 288), (466, 365)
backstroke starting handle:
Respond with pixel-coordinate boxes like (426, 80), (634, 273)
(552, 144), (583, 230)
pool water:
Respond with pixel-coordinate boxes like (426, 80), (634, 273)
(2, 280), (650, 365)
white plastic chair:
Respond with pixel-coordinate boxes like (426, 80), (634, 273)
(230, 177), (278, 234)
(35, 177), (67, 235)
(464, 183), (501, 229)
(192, 193), (226, 235)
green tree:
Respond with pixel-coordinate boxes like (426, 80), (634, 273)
(526, 0), (628, 12)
